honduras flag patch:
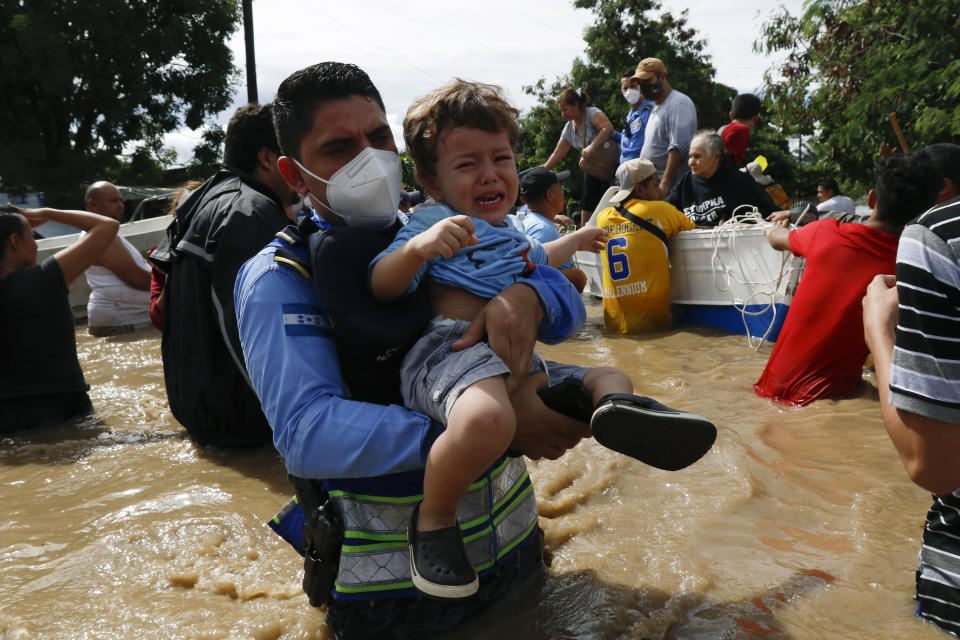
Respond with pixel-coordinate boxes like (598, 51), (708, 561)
(282, 303), (331, 336)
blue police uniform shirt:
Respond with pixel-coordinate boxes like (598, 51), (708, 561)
(615, 100), (655, 165)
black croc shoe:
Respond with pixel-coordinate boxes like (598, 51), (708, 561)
(590, 394), (717, 471)
(408, 504), (479, 599)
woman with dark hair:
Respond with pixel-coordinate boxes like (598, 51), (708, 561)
(0, 204), (118, 433)
(543, 89), (616, 225)
(667, 130), (778, 227)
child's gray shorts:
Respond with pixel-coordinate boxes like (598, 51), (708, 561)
(400, 318), (588, 424)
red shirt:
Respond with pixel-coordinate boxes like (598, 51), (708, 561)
(754, 219), (899, 406)
(148, 263), (165, 331)
(721, 121), (751, 166)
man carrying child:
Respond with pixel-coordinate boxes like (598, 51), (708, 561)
(369, 79), (716, 599)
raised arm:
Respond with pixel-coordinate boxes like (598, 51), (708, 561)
(95, 236), (151, 289)
(12, 204), (119, 286)
(543, 139), (572, 171)
(543, 226), (606, 267)
(370, 215), (476, 302)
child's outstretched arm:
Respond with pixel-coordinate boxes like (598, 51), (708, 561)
(543, 226), (606, 268)
(370, 214), (478, 302)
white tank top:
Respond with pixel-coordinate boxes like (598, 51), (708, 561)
(83, 234), (151, 327)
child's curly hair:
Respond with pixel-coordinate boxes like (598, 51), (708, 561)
(404, 79), (519, 180)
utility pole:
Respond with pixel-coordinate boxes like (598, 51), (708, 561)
(242, 0), (258, 103)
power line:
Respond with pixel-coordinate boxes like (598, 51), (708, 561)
(300, 0), (443, 83)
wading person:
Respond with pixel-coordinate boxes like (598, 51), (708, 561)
(83, 181), (152, 336)
(0, 204), (118, 433)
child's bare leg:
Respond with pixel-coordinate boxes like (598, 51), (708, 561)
(581, 367), (633, 406)
(418, 376), (516, 532)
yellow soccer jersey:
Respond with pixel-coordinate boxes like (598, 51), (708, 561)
(597, 199), (694, 333)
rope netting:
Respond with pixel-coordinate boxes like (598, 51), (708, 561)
(709, 205), (803, 350)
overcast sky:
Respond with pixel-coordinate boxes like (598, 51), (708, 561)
(163, 0), (806, 163)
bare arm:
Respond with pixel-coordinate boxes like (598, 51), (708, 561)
(543, 226), (606, 267)
(95, 236), (151, 290)
(764, 218), (791, 251)
(659, 148), (685, 194)
(589, 110), (615, 146)
(863, 275), (960, 494)
(543, 139), (572, 171)
(369, 215), (476, 302)
(12, 204), (119, 286)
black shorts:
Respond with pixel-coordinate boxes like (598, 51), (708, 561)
(581, 172), (610, 214)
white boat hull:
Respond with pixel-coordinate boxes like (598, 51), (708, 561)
(36, 215), (172, 321)
(574, 226), (803, 341)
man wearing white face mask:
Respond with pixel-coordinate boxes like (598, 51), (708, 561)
(613, 70), (654, 166)
(235, 62), (592, 640)
(148, 103), (299, 447)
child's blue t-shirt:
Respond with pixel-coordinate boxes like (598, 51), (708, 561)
(371, 204), (549, 299)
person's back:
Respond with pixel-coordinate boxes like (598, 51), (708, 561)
(596, 159), (694, 333)
(756, 154), (941, 405)
(0, 204), (118, 433)
(150, 104), (293, 447)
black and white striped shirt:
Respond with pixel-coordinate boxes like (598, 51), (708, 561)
(892, 197), (960, 635)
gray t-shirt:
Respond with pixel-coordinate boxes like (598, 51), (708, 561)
(640, 90), (697, 185)
(560, 106), (602, 151)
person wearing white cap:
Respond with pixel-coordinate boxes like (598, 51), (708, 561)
(594, 158), (695, 333)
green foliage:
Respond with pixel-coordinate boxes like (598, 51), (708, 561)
(757, 0), (960, 194)
(0, 1), (240, 201)
(187, 125), (228, 180)
(516, 0), (739, 212)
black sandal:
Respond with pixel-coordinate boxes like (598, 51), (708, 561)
(408, 503), (479, 599)
(590, 394), (717, 470)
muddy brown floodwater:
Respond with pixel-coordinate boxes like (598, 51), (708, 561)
(0, 300), (946, 639)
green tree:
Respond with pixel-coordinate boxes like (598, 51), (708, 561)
(757, 0), (960, 194)
(516, 0), (738, 212)
(187, 124), (228, 181)
(0, 1), (240, 202)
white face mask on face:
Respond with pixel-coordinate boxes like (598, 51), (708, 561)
(622, 88), (641, 105)
(292, 147), (402, 229)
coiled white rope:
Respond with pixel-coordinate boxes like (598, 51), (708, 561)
(709, 205), (802, 350)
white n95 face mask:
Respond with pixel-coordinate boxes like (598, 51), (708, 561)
(293, 147), (402, 229)
(622, 88), (641, 105)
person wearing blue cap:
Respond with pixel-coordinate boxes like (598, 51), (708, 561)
(516, 167), (587, 292)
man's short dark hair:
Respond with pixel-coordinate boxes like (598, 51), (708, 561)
(874, 154), (941, 226)
(730, 93), (761, 120)
(818, 178), (840, 195)
(272, 62), (385, 160)
(917, 143), (960, 194)
(0, 210), (26, 262)
(621, 70), (636, 80)
(222, 103), (279, 173)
